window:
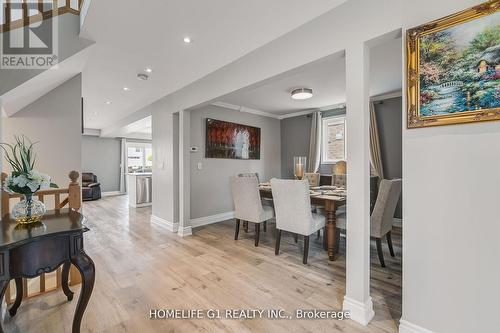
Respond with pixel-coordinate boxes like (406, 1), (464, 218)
(127, 142), (152, 173)
(321, 116), (346, 164)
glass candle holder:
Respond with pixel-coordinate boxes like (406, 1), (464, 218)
(293, 156), (306, 180)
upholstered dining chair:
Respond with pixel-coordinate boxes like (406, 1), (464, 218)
(335, 178), (402, 267)
(237, 172), (272, 231)
(303, 173), (320, 187)
(270, 178), (326, 264)
(238, 172), (260, 182)
(230, 176), (274, 246)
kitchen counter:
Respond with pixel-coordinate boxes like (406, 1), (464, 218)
(127, 173), (152, 207)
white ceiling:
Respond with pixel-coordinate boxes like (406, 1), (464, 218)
(80, 0), (347, 130)
(219, 37), (403, 115)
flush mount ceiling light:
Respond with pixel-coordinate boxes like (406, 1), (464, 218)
(183, 36), (192, 44)
(137, 73), (149, 81)
(291, 88), (313, 100)
(123, 86), (131, 92)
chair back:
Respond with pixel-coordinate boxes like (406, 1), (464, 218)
(333, 160), (347, 175)
(238, 172), (260, 183)
(332, 174), (347, 187)
(270, 178), (313, 235)
(371, 178), (402, 237)
(230, 176), (263, 222)
(304, 173), (320, 187)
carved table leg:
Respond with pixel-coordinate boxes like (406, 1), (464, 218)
(62, 261), (74, 301)
(8, 278), (23, 317)
(326, 201), (337, 261)
(71, 251), (95, 333)
(0, 279), (10, 333)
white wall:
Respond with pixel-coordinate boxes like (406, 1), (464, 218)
(189, 105), (281, 219)
(2, 74), (82, 209)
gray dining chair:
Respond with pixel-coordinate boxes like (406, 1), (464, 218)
(230, 176), (274, 246)
(270, 178), (326, 264)
(238, 172), (260, 182)
(335, 178), (402, 267)
(304, 173), (320, 187)
(237, 172), (272, 232)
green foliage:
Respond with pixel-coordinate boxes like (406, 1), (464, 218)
(0, 136), (37, 173)
(468, 24), (500, 55)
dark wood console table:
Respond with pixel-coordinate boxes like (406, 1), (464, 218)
(0, 209), (95, 333)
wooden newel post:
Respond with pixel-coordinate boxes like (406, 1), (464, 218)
(68, 170), (81, 212)
(1, 173), (10, 220)
(67, 170), (83, 285)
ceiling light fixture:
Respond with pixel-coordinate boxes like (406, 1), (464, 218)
(144, 67), (153, 73)
(183, 36), (191, 44)
(137, 73), (149, 81)
(291, 88), (313, 100)
(105, 100), (112, 105)
(123, 87), (131, 92)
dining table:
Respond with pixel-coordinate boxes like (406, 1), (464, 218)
(259, 185), (346, 261)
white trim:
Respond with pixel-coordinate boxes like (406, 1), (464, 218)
(399, 320), (435, 333)
(370, 90), (402, 102)
(190, 211), (235, 228)
(394, 218), (402, 228)
(82, 128), (101, 136)
(101, 191), (122, 197)
(150, 215), (179, 232)
(177, 226), (193, 237)
(211, 102), (281, 119)
(342, 296), (374, 326)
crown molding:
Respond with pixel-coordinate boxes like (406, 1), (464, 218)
(211, 101), (281, 119)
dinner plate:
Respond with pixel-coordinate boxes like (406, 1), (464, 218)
(309, 191), (321, 196)
(310, 186), (322, 190)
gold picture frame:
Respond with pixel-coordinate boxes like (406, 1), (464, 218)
(406, 1), (500, 128)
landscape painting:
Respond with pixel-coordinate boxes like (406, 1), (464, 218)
(407, 3), (500, 128)
(205, 118), (260, 160)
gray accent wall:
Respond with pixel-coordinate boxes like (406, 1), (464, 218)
(81, 136), (121, 192)
(374, 97), (402, 218)
(190, 105), (281, 219)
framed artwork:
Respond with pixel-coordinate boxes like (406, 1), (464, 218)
(407, 1), (499, 128)
(205, 118), (261, 159)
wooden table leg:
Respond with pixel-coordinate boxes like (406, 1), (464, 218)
(71, 251), (95, 333)
(0, 279), (10, 333)
(8, 278), (23, 317)
(326, 201), (337, 261)
(62, 261), (74, 301)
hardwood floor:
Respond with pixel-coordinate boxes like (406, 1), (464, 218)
(2, 195), (401, 332)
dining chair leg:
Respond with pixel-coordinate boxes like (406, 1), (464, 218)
(303, 235), (310, 264)
(234, 219), (240, 240)
(263, 221), (267, 232)
(376, 238), (386, 267)
(334, 228), (340, 254)
(294, 234), (298, 243)
(254, 223), (260, 247)
(323, 227), (327, 251)
(275, 229), (281, 255)
(386, 231), (395, 257)
(243, 221), (248, 233)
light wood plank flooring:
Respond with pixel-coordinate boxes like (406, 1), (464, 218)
(2, 195), (401, 332)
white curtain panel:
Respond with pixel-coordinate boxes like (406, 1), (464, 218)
(119, 138), (127, 194)
(369, 102), (384, 179)
(308, 112), (322, 173)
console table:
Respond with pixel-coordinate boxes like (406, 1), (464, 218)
(0, 209), (95, 333)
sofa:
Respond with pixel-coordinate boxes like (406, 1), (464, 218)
(82, 173), (102, 201)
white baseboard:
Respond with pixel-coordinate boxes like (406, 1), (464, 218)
(399, 319), (435, 333)
(343, 296), (374, 326)
(102, 191), (123, 197)
(150, 215), (179, 232)
(177, 226), (193, 237)
(394, 218), (403, 228)
(190, 211), (235, 228)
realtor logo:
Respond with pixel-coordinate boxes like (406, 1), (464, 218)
(1, 0), (58, 69)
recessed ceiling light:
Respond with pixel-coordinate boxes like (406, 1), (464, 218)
(123, 87), (131, 92)
(183, 36), (191, 44)
(105, 100), (112, 105)
(291, 88), (313, 100)
(144, 67), (153, 73)
(94, 111), (98, 115)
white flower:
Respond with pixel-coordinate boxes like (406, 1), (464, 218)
(4, 170), (52, 194)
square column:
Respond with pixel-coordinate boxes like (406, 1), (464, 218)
(342, 42), (374, 325)
(178, 109), (192, 237)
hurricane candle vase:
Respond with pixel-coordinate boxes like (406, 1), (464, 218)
(293, 156), (306, 180)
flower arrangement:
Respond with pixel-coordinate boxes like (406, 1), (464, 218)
(1, 136), (57, 223)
